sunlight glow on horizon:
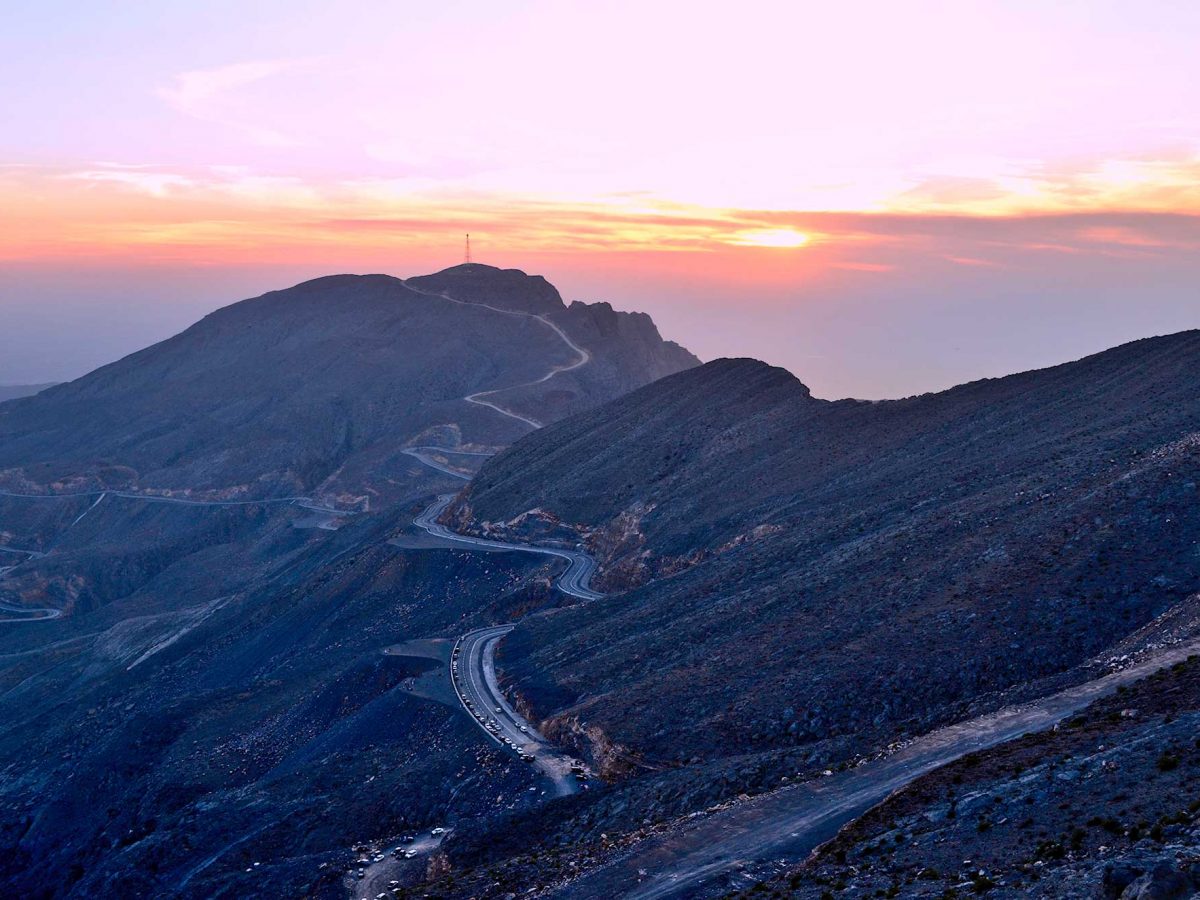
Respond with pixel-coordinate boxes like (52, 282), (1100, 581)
(2, 0), (1199, 267)
(2, 1), (1199, 398)
(728, 229), (812, 248)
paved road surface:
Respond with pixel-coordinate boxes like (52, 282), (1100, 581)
(401, 446), (494, 481)
(0, 488), (348, 515)
(413, 494), (602, 601)
(401, 278), (590, 429)
(0, 545), (44, 560)
(0, 601), (62, 623)
(452, 625), (582, 797)
(403, 494), (599, 798)
(0, 491), (350, 621)
(0, 541), (60, 622)
(551, 635), (1200, 899)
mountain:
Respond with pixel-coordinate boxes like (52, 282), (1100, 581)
(0, 265), (696, 503)
(0, 383), (57, 403)
(439, 332), (1200, 823)
(4, 271), (1198, 899)
(0, 263), (697, 898)
(754, 653), (1200, 898)
(0, 263), (695, 620)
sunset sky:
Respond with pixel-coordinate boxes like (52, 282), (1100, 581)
(2, 0), (1198, 397)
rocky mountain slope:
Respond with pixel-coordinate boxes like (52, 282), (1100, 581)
(0, 503), (571, 898)
(449, 331), (1200, 784)
(0, 264), (696, 504)
(747, 652), (1200, 898)
(0, 263), (696, 898)
(5, 268), (1197, 900)
(0, 263), (694, 620)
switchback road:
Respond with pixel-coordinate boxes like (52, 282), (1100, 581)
(413, 494), (602, 601)
(0, 491), (351, 621)
(401, 494), (600, 797)
(0, 489), (347, 516)
(401, 278), (591, 429)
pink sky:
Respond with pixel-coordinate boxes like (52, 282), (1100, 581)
(1, 1), (1198, 396)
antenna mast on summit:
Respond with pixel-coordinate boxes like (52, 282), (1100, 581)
(464, 233), (472, 264)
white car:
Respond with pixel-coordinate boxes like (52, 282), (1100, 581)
(431, 826), (446, 836)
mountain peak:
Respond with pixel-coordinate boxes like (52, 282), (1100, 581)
(677, 356), (814, 403)
(406, 264), (565, 315)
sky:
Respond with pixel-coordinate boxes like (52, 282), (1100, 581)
(1, 0), (1198, 398)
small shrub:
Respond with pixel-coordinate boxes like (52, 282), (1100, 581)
(971, 873), (998, 894)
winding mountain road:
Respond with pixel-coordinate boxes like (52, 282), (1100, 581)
(550, 635), (1200, 899)
(397, 493), (602, 799)
(0, 490), (351, 622)
(401, 277), (590, 429)
(400, 446), (494, 481)
(413, 494), (602, 601)
(452, 625), (582, 796)
(0, 489), (347, 515)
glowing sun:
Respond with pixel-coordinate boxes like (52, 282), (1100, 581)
(728, 228), (812, 248)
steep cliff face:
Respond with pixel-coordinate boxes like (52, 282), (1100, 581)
(558, 300), (698, 385)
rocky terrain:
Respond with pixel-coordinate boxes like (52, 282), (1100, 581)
(397, 332), (1200, 895)
(739, 651), (1200, 899)
(0, 264), (695, 620)
(0, 264), (695, 898)
(0, 504), (571, 898)
(0, 264), (696, 503)
(451, 333), (1200, 767)
(4, 266), (1199, 900)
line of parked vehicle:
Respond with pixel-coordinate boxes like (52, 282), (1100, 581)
(450, 639), (538, 762)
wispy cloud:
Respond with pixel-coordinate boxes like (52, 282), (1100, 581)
(64, 168), (194, 197)
(156, 59), (316, 147)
